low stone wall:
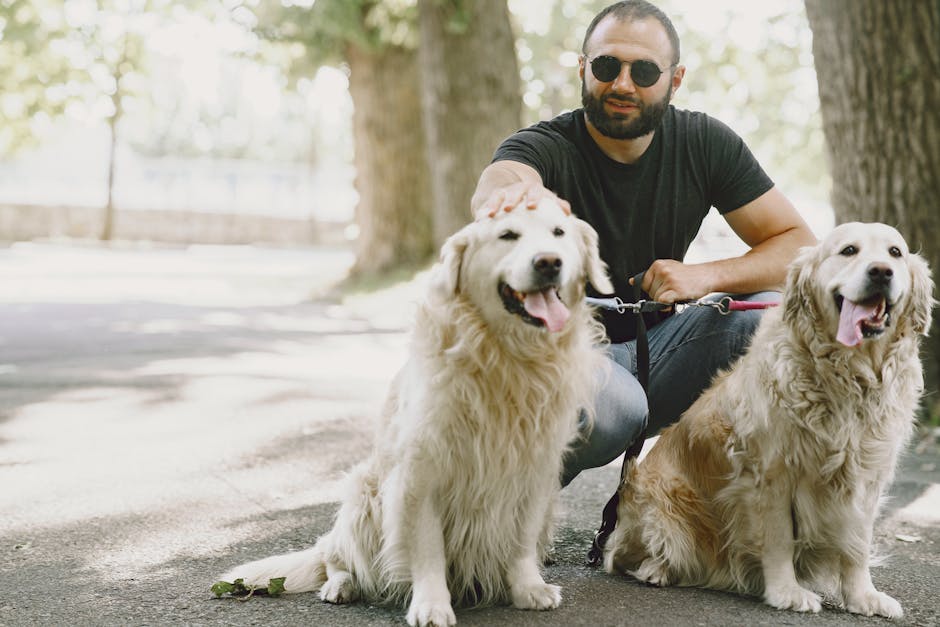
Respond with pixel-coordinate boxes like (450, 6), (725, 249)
(0, 204), (349, 246)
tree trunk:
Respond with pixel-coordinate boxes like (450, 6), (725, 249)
(346, 43), (434, 277)
(805, 0), (940, 415)
(418, 0), (522, 246)
(102, 39), (129, 242)
(102, 111), (117, 241)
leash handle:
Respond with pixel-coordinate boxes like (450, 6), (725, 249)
(718, 296), (779, 313)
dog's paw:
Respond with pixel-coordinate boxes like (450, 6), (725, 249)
(845, 589), (903, 618)
(511, 581), (562, 610)
(764, 583), (822, 613)
(631, 558), (671, 587)
(319, 571), (359, 604)
(406, 600), (456, 627)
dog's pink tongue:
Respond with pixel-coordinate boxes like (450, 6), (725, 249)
(836, 298), (878, 347)
(524, 289), (570, 332)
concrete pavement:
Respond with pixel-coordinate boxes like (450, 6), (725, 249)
(1, 241), (937, 626)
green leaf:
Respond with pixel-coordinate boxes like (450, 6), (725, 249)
(211, 580), (236, 598)
(267, 577), (286, 596)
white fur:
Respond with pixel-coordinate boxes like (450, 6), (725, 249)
(221, 199), (612, 626)
(604, 222), (934, 619)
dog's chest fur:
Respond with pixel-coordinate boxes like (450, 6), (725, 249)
(725, 318), (922, 549)
(374, 300), (601, 602)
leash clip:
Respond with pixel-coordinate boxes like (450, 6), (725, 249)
(675, 297), (735, 315)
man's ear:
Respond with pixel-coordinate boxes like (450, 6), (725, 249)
(670, 64), (685, 96)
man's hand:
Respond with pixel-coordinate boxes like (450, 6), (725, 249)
(631, 259), (714, 304)
(476, 182), (571, 220)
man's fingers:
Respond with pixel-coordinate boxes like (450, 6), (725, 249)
(481, 185), (570, 219)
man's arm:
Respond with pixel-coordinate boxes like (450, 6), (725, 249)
(639, 186), (817, 303)
(470, 160), (570, 219)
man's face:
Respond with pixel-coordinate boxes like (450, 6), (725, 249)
(581, 73), (673, 140)
(580, 16), (683, 140)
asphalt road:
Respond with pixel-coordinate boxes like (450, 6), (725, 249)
(1, 242), (938, 626)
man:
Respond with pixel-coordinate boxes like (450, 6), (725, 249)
(470, 0), (817, 485)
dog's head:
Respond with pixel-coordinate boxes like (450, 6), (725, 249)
(784, 222), (933, 347)
(429, 198), (613, 334)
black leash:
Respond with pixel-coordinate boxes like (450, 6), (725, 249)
(586, 272), (652, 567)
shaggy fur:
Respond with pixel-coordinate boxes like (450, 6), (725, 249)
(220, 200), (612, 627)
(604, 222), (933, 618)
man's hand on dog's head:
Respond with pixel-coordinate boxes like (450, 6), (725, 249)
(476, 183), (572, 220)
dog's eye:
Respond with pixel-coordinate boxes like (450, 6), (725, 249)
(889, 246), (902, 258)
(839, 245), (858, 256)
(498, 230), (520, 241)
(553, 227), (565, 237)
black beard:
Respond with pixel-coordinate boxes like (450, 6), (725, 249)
(581, 78), (672, 140)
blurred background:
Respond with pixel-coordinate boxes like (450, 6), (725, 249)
(2, 0), (939, 417)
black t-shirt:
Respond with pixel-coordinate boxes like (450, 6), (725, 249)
(492, 106), (774, 342)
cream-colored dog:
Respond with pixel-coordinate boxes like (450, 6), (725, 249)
(604, 222), (933, 618)
(220, 200), (612, 626)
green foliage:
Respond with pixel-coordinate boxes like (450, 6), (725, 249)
(0, 0), (77, 153)
(666, 1), (827, 199)
(0, 0), (158, 156)
(245, 0), (419, 79)
(512, 0), (608, 123)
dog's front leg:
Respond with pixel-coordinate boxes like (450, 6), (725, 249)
(405, 493), (456, 627)
(507, 485), (562, 611)
(759, 484), (821, 613)
(840, 488), (903, 618)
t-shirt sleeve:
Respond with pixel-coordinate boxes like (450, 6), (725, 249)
(491, 125), (563, 187)
(703, 116), (774, 214)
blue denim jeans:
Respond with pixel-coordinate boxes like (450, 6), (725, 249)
(561, 292), (781, 486)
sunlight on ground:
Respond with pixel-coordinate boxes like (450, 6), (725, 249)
(893, 483), (940, 526)
(0, 242), (354, 307)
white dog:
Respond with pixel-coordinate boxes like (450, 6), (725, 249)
(220, 199), (612, 626)
(604, 222), (933, 618)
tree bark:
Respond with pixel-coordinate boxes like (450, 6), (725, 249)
(418, 0), (522, 246)
(346, 43), (434, 277)
(102, 38), (129, 242)
(805, 0), (940, 413)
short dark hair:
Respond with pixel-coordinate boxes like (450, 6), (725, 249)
(581, 0), (680, 65)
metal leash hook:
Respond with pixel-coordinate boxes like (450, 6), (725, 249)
(587, 295), (779, 316)
(585, 296), (672, 314)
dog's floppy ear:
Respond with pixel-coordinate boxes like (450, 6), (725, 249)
(428, 225), (472, 301)
(782, 243), (820, 326)
(577, 218), (614, 294)
(906, 252), (934, 336)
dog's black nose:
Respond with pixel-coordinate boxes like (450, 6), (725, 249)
(868, 263), (893, 285)
(533, 253), (562, 279)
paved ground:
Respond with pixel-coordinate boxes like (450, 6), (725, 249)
(1, 241), (938, 626)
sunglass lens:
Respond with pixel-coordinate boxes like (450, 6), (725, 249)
(630, 60), (662, 87)
(590, 56), (622, 82)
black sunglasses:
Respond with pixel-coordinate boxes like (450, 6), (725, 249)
(586, 55), (674, 88)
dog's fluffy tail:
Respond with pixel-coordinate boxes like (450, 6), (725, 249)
(219, 546), (327, 593)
